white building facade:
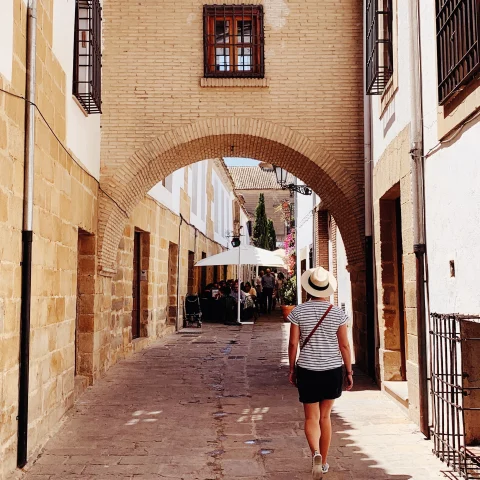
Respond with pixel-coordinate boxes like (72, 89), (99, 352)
(367, 0), (480, 441)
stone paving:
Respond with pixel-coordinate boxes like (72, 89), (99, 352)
(20, 320), (449, 480)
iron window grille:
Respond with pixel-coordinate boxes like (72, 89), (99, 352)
(436, 0), (480, 105)
(366, 0), (393, 95)
(73, 0), (102, 114)
(429, 313), (480, 479)
(203, 5), (265, 78)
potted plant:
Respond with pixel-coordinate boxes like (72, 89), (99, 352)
(281, 275), (297, 321)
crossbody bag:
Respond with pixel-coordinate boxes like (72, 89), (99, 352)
(294, 304), (333, 384)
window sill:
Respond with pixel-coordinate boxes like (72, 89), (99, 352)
(200, 77), (269, 88)
(437, 76), (480, 140)
(379, 76), (398, 118)
(72, 95), (89, 117)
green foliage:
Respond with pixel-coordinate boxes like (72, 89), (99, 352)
(253, 194), (277, 251)
(253, 193), (269, 249)
(281, 275), (297, 306)
(267, 219), (276, 251)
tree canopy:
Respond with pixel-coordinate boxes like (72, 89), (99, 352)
(267, 219), (277, 251)
(253, 194), (276, 251)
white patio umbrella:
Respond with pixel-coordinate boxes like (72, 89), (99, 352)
(195, 245), (285, 268)
(195, 245), (285, 324)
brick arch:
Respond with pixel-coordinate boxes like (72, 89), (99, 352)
(98, 118), (364, 274)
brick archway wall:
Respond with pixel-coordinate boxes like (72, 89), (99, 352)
(98, 118), (365, 275)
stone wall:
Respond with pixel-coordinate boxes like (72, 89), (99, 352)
(92, 192), (227, 382)
(0, 0), (99, 475)
(1, 18), (233, 471)
(0, 0), (27, 472)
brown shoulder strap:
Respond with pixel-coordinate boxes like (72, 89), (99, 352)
(300, 304), (333, 351)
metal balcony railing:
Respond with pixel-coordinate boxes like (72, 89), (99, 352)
(436, 0), (480, 105)
(429, 313), (480, 478)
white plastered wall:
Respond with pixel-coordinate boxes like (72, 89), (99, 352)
(336, 228), (352, 319)
(211, 169), (232, 248)
(148, 168), (184, 216)
(188, 161), (208, 235)
(52, 0), (101, 179)
(420, 2), (480, 315)
(0, 0), (15, 83)
(297, 180), (314, 258)
(371, 0), (412, 166)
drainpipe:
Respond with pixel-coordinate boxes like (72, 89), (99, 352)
(294, 178), (301, 305)
(176, 215), (183, 331)
(18, 0), (37, 468)
(363, 0), (376, 379)
(364, 93), (376, 379)
(409, 0), (429, 439)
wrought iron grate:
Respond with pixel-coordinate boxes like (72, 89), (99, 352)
(203, 4), (264, 78)
(436, 0), (480, 105)
(73, 0), (102, 114)
(429, 313), (480, 478)
(366, 0), (393, 95)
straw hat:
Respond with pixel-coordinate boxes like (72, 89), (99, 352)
(301, 267), (337, 298)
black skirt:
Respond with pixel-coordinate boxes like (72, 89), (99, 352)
(296, 366), (343, 404)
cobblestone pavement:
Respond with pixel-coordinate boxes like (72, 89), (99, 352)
(21, 321), (448, 480)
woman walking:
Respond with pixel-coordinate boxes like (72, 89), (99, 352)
(288, 267), (353, 478)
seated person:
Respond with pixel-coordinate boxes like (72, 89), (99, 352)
(219, 286), (237, 325)
(230, 283), (247, 303)
(244, 282), (257, 300)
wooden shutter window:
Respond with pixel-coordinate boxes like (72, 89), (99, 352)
(203, 5), (265, 78)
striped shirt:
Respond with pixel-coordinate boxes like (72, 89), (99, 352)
(288, 300), (348, 371)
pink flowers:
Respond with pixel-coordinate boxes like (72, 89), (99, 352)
(284, 230), (296, 274)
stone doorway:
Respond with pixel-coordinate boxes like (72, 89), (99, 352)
(75, 229), (96, 382)
(132, 231), (141, 339)
(132, 230), (149, 339)
(187, 251), (195, 295)
(379, 185), (408, 403)
(167, 242), (179, 326)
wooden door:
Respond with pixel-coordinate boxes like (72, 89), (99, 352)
(395, 198), (407, 380)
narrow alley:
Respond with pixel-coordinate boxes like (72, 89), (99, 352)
(21, 321), (447, 480)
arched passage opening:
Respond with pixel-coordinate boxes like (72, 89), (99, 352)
(98, 119), (364, 274)
(95, 119), (368, 372)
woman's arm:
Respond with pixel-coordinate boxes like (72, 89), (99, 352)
(288, 323), (300, 385)
(337, 324), (353, 390)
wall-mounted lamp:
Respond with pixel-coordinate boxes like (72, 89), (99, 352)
(273, 165), (312, 195)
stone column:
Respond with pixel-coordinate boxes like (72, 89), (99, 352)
(348, 263), (368, 371)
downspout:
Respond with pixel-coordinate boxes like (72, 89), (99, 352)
(18, 0), (37, 468)
(409, 0), (429, 438)
(364, 94), (376, 379)
(176, 214), (183, 331)
(294, 178), (301, 305)
(363, 0), (376, 379)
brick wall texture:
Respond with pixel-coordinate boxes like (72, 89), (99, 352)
(316, 210), (330, 270)
(98, 0), (365, 274)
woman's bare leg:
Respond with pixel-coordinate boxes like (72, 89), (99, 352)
(303, 403), (321, 455)
(319, 399), (335, 463)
